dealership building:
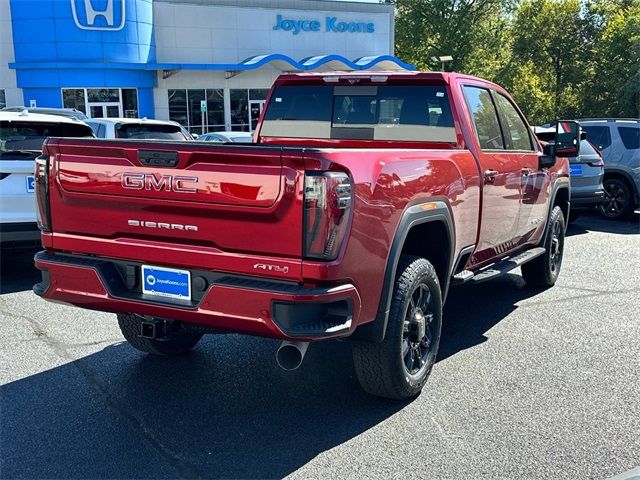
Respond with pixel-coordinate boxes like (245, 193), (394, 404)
(0, 0), (411, 133)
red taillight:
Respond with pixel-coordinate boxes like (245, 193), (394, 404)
(303, 172), (352, 260)
(35, 144), (51, 232)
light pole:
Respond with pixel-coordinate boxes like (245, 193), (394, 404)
(430, 55), (453, 71)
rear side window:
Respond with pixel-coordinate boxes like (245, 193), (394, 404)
(86, 121), (105, 138)
(618, 126), (639, 150)
(0, 121), (93, 155)
(116, 123), (186, 140)
(582, 125), (611, 150)
(494, 93), (533, 151)
(462, 86), (504, 150)
(261, 85), (456, 143)
(580, 140), (599, 156)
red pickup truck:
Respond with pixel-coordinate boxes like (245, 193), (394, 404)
(33, 72), (579, 399)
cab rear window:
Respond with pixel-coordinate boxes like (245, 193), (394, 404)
(116, 123), (186, 140)
(261, 85), (456, 143)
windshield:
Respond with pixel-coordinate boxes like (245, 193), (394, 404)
(261, 84), (456, 143)
(0, 121), (93, 157)
(116, 123), (187, 140)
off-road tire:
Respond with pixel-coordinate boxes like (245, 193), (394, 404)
(522, 206), (565, 287)
(352, 256), (443, 400)
(117, 313), (203, 355)
(598, 177), (634, 220)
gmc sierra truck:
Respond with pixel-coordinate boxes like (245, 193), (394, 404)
(33, 72), (580, 400)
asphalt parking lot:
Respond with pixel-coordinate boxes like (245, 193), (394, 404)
(1, 212), (639, 479)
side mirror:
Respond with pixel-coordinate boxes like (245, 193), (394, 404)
(555, 120), (580, 157)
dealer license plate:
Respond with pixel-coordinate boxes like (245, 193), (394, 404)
(142, 265), (191, 301)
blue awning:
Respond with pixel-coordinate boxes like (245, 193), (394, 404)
(10, 54), (415, 73)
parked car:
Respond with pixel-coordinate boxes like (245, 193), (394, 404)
(579, 119), (640, 219)
(534, 125), (605, 222)
(0, 111), (94, 246)
(33, 71), (579, 400)
(2, 106), (88, 121)
(85, 118), (192, 141)
(198, 131), (253, 143)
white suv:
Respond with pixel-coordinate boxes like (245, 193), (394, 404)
(0, 111), (94, 246)
(85, 118), (192, 140)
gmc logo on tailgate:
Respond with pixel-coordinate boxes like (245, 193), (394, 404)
(121, 173), (198, 193)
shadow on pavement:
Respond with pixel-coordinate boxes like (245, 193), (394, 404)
(0, 268), (550, 479)
(566, 211), (640, 237)
(0, 246), (41, 294)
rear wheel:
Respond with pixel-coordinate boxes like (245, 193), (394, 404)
(598, 178), (633, 220)
(522, 206), (565, 287)
(352, 256), (442, 400)
(117, 313), (203, 355)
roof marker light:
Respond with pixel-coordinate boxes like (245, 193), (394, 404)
(370, 76), (388, 83)
(323, 76), (340, 83)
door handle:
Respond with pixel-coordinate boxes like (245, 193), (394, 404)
(484, 169), (498, 183)
(521, 167), (533, 177)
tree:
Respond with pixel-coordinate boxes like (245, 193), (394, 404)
(394, 0), (515, 73)
(583, 0), (640, 117)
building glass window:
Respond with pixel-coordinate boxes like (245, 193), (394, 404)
(249, 89), (269, 101)
(0, 89), (6, 109)
(230, 89), (249, 131)
(122, 89), (139, 118)
(206, 89), (225, 131)
(62, 88), (137, 118)
(62, 89), (87, 114)
(169, 88), (226, 134)
(187, 89), (206, 135)
(168, 89), (188, 127)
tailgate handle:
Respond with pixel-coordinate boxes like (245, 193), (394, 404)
(139, 150), (179, 167)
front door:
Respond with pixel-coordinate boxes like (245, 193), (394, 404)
(249, 100), (265, 131)
(462, 85), (523, 266)
(88, 102), (121, 119)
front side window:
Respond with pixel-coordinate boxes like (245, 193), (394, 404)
(494, 93), (533, 151)
(462, 86), (504, 150)
(582, 125), (611, 151)
(618, 126), (639, 150)
(261, 84), (456, 143)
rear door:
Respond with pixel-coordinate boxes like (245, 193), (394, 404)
(461, 85), (522, 264)
(493, 92), (548, 242)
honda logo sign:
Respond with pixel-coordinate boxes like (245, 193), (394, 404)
(71, 0), (126, 31)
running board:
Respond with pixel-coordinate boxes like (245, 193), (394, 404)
(451, 247), (545, 285)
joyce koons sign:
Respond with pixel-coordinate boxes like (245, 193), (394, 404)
(273, 14), (375, 35)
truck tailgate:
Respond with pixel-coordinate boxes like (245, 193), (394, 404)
(45, 139), (304, 280)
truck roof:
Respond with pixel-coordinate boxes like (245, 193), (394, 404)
(0, 110), (88, 125)
(274, 70), (501, 88)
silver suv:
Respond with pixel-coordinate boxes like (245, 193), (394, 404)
(580, 119), (640, 219)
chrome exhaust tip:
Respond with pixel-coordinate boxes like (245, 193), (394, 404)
(276, 341), (309, 371)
